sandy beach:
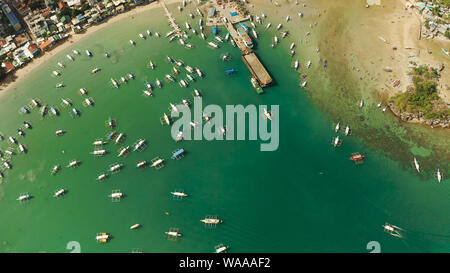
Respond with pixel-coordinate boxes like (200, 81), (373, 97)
(0, 0), (182, 97)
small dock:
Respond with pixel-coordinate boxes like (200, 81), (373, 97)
(161, 0), (183, 37)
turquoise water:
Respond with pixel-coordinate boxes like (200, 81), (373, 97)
(0, 4), (449, 253)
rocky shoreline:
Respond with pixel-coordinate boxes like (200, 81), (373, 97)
(388, 102), (450, 128)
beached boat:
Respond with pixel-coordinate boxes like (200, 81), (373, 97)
(442, 48), (449, 56)
(413, 157), (420, 173)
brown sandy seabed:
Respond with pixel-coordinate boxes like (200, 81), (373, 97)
(250, 0), (449, 172)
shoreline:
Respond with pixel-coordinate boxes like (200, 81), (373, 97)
(0, 0), (181, 98)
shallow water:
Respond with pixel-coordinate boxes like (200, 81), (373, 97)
(0, 3), (448, 253)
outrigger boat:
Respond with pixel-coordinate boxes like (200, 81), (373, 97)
(115, 133), (125, 144)
(413, 157), (420, 173)
(97, 173), (108, 181)
(335, 122), (340, 132)
(96, 233), (110, 243)
(145, 80), (153, 90)
(196, 68), (203, 78)
(8, 136), (17, 144)
(106, 131), (116, 140)
(290, 42), (295, 50)
(151, 157), (165, 169)
(200, 218), (222, 225)
(436, 169), (443, 183)
(165, 230), (182, 238)
(300, 81), (307, 88)
(52, 70), (60, 77)
(277, 23), (282, 30)
(215, 36), (223, 43)
(193, 89), (201, 98)
(55, 129), (65, 136)
(266, 23), (271, 29)
(57, 62), (65, 68)
(61, 98), (72, 107)
(130, 224), (141, 230)
(50, 105), (61, 116)
(294, 60), (299, 70)
(79, 88), (88, 96)
(40, 104), (47, 117)
(185, 65), (194, 73)
(3, 160), (12, 169)
(51, 165), (60, 175)
(71, 108), (80, 117)
(139, 33), (145, 39)
(93, 139), (106, 146)
(179, 79), (188, 87)
(111, 78), (119, 88)
(143, 90), (153, 97)
(109, 163), (122, 173)
(53, 188), (66, 198)
(185, 22), (191, 29)
(31, 99), (40, 108)
(263, 108), (272, 120)
(117, 146), (130, 158)
(332, 136), (342, 147)
(105, 117), (116, 128)
(161, 113), (171, 126)
(281, 31), (288, 38)
(155, 32), (160, 37)
(73, 50), (80, 55)
(182, 99), (190, 108)
(17, 193), (31, 201)
(383, 223), (403, 238)
(148, 60), (155, 69)
(175, 131), (184, 142)
(171, 148), (185, 160)
(23, 121), (32, 129)
(104, 52), (110, 58)
(90, 149), (107, 156)
(345, 125), (351, 136)
(18, 144), (26, 153)
(121, 76), (127, 83)
(286, 15), (291, 22)
(17, 129), (25, 136)
(91, 67), (100, 74)
(146, 29), (151, 36)
(170, 103), (179, 113)
(208, 41), (219, 48)
(129, 39), (135, 46)
(306, 60), (312, 68)
(67, 54), (74, 61)
(215, 245), (229, 253)
(56, 83), (64, 88)
(85, 50), (92, 57)
(196, 7), (202, 16)
(133, 139), (147, 152)
(350, 152), (365, 164)
(165, 74), (175, 82)
(156, 79), (162, 88)
(67, 160), (80, 168)
(359, 100), (364, 108)
(135, 161), (148, 169)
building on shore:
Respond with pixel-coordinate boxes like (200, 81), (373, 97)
(1, 2), (21, 31)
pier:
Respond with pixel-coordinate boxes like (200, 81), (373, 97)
(161, 0), (183, 37)
(224, 22), (272, 87)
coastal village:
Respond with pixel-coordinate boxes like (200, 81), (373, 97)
(404, 0), (450, 40)
(0, 0), (156, 79)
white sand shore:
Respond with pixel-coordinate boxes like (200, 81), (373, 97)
(0, 0), (181, 97)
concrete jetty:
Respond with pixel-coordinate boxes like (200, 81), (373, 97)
(161, 0), (183, 37)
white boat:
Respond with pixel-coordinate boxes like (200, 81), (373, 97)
(117, 146), (129, 157)
(79, 88), (88, 95)
(73, 50), (80, 55)
(171, 191), (188, 197)
(359, 100), (364, 108)
(62, 98), (71, 107)
(196, 8), (202, 16)
(151, 158), (164, 168)
(31, 99), (40, 107)
(55, 130), (65, 136)
(307, 60), (312, 68)
(17, 194), (31, 201)
(146, 29), (151, 36)
(96, 233), (110, 242)
(185, 22), (190, 29)
(277, 23), (282, 30)
(54, 189), (66, 198)
(134, 139), (145, 151)
(170, 103), (179, 113)
(413, 157), (420, 173)
(333, 136), (340, 147)
(156, 79), (162, 88)
(130, 224), (141, 230)
(187, 74), (194, 81)
(286, 15), (290, 22)
(225, 33), (230, 41)
(294, 60), (299, 70)
(111, 78), (119, 88)
(8, 136), (16, 144)
(179, 79), (188, 87)
(252, 29), (258, 39)
(165, 74), (175, 82)
(67, 54), (74, 61)
(3, 161), (11, 169)
(85, 50), (92, 56)
(201, 32), (206, 40)
(335, 122), (340, 132)
(215, 245), (228, 253)
(263, 108), (272, 120)
(185, 66), (194, 73)
(290, 42), (295, 50)
(383, 223), (402, 238)
(23, 121), (31, 129)
(136, 161), (147, 168)
(139, 33), (145, 39)
(91, 149), (106, 156)
(189, 12), (194, 19)
(18, 144), (26, 153)
(274, 36), (279, 44)
(121, 76), (127, 83)
(215, 36), (223, 43)
(129, 40), (135, 45)
(67, 160), (79, 168)
(104, 52), (110, 58)
(175, 131), (184, 142)
(115, 133), (124, 144)
(93, 140), (105, 146)
(128, 72), (134, 79)
(261, 12), (266, 18)
(179, 39), (185, 45)
(436, 169), (442, 183)
(52, 70), (60, 76)
(208, 42), (218, 48)
(97, 173), (107, 181)
(266, 23), (271, 29)
(109, 164), (122, 172)
(91, 67), (100, 73)
(196, 68), (203, 77)
(57, 62), (65, 68)
(200, 218), (222, 225)
(377, 102), (382, 108)
(149, 60), (155, 69)
(155, 32), (160, 37)
(199, 18), (203, 26)
(165, 231), (182, 237)
(52, 165), (60, 175)
(194, 89), (201, 97)
(109, 192), (123, 198)
(345, 125), (351, 136)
